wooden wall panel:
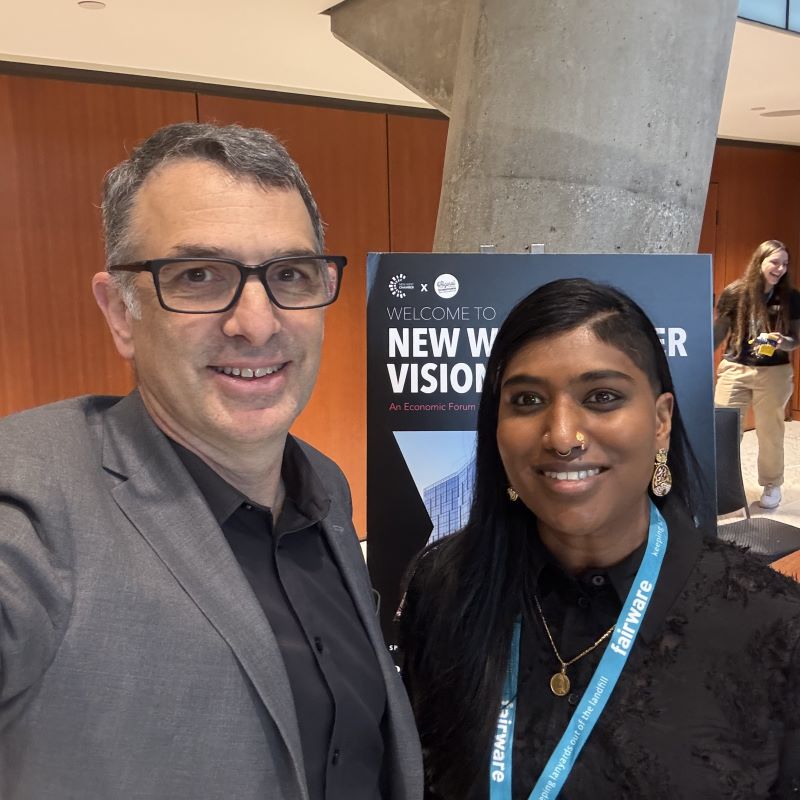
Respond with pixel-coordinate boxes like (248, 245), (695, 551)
(0, 79), (32, 415)
(198, 94), (392, 535)
(0, 75), (196, 416)
(710, 142), (800, 291)
(708, 141), (800, 416)
(387, 114), (448, 251)
(698, 182), (720, 293)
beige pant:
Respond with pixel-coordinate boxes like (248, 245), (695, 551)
(714, 359), (794, 486)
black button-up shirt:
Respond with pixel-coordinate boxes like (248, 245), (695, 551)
(171, 437), (386, 800)
(510, 540), (646, 797)
(503, 533), (800, 799)
(401, 509), (800, 799)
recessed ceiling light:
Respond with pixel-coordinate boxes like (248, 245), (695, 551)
(750, 106), (766, 111)
(78, 1), (106, 8)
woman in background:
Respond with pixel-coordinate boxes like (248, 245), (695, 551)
(714, 240), (798, 509)
(399, 278), (800, 799)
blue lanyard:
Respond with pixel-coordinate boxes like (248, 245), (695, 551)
(489, 501), (668, 800)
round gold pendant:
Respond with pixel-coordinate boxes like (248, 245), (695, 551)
(550, 671), (570, 696)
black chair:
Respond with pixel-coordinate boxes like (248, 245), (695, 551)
(714, 406), (800, 561)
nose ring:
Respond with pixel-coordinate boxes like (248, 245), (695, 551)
(553, 431), (587, 458)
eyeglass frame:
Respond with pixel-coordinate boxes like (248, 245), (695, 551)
(108, 254), (347, 314)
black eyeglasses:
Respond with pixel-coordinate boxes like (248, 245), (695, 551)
(108, 255), (346, 313)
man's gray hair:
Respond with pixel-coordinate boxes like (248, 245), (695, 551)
(101, 122), (324, 315)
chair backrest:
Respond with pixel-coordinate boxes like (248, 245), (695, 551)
(714, 407), (750, 517)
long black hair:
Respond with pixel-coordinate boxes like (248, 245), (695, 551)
(398, 278), (708, 798)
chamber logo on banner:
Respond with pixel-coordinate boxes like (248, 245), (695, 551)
(434, 273), (459, 299)
(388, 273), (415, 298)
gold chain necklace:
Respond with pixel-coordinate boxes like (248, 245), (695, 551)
(533, 594), (615, 697)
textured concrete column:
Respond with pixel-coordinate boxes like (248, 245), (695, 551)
(326, 0), (461, 114)
(437, 0), (738, 252)
(329, 0), (738, 254)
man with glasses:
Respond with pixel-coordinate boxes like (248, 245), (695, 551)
(0, 122), (422, 799)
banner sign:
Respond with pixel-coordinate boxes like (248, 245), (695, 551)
(366, 253), (714, 641)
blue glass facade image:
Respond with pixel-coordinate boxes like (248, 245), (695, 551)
(392, 429), (478, 542)
(423, 459), (476, 542)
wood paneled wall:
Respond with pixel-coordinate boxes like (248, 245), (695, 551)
(3, 68), (800, 532)
(0, 75), (196, 413)
(387, 115), (449, 251)
(701, 141), (800, 417)
(707, 142), (800, 292)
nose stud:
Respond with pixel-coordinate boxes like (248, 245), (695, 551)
(552, 431), (587, 458)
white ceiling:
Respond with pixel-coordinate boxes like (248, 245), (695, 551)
(721, 20), (800, 145)
(2, 2), (799, 145)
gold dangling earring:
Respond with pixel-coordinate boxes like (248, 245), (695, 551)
(507, 486), (519, 502)
(651, 448), (672, 497)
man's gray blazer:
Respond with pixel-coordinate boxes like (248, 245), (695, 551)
(0, 392), (422, 799)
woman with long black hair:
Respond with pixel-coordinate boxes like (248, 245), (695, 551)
(398, 278), (800, 799)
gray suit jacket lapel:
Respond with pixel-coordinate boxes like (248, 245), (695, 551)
(101, 393), (308, 797)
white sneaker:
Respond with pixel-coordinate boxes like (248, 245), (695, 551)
(759, 484), (782, 509)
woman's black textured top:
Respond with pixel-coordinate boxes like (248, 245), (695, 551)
(400, 511), (800, 799)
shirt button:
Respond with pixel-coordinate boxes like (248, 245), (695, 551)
(314, 636), (324, 654)
(567, 693), (580, 706)
(577, 596), (590, 609)
(331, 749), (340, 765)
(591, 574), (606, 587)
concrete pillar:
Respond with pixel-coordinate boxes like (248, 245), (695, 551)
(435, 0), (738, 253)
(326, 0), (462, 114)
(328, 0), (738, 253)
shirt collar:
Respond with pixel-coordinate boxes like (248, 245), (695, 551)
(534, 538), (645, 604)
(530, 502), (703, 643)
(168, 434), (331, 530)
